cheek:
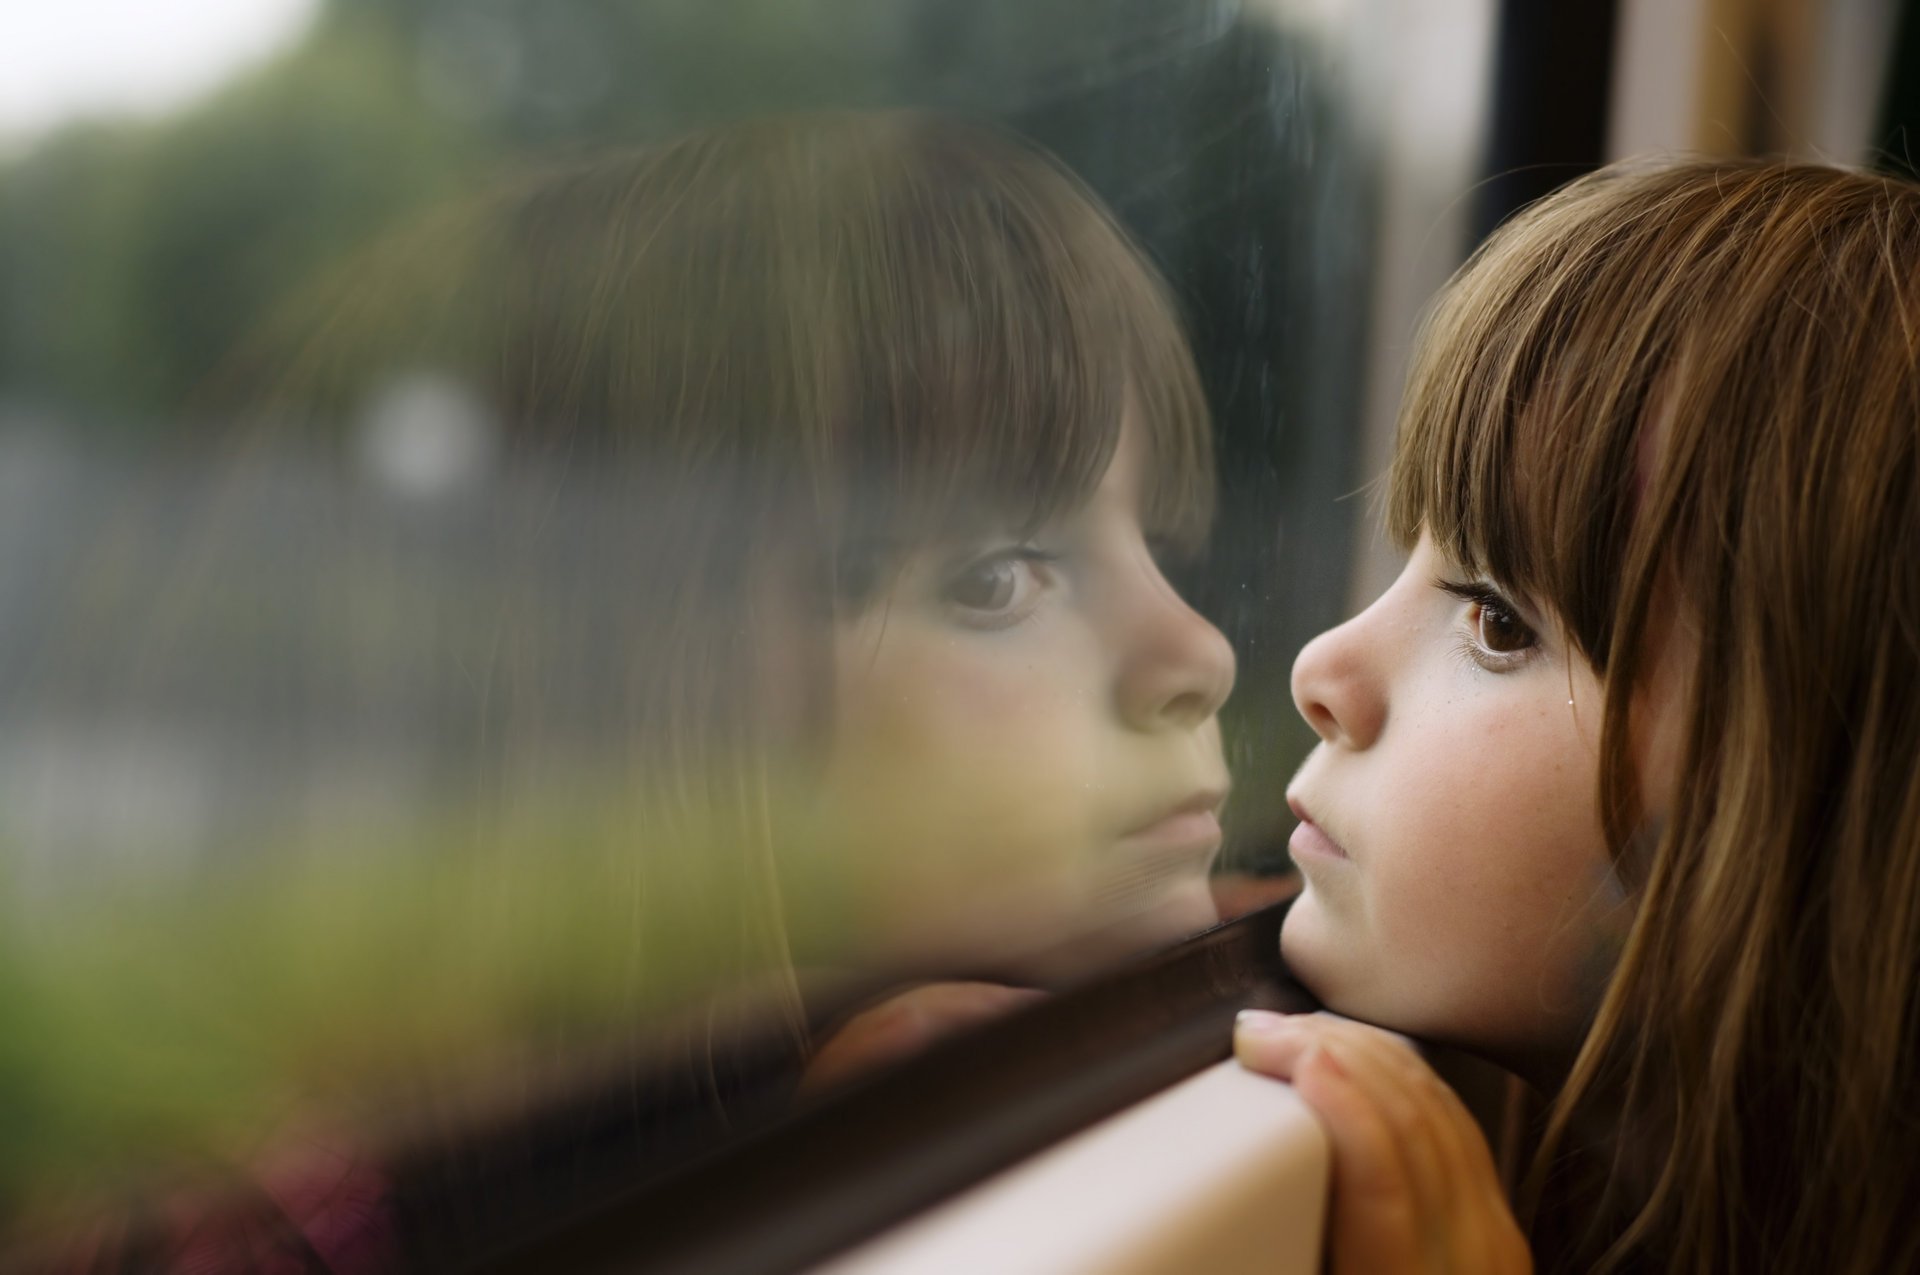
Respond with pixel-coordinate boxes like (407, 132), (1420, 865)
(817, 628), (1107, 945)
(833, 633), (1097, 788)
(1286, 687), (1616, 1051)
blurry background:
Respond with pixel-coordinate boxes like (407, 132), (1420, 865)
(0, 0), (1916, 1262)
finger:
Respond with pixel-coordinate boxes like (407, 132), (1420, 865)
(1289, 1042), (1428, 1275)
(803, 982), (1045, 1095)
(1302, 1022), (1524, 1268)
(1248, 1017), (1458, 1154)
(1293, 1025), (1458, 1226)
(1241, 1014), (1508, 1207)
(1236, 1019), (1433, 1225)
(920, 982), (1048, 1017)
(1235, 1015), (1437, 1201)
(1300, 1017), (1505, 1191)
(1233, 1008), (1315, 1079)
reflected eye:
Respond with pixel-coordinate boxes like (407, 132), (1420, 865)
(948, 558), (1020, 611)
(942, 547), (1057, 625)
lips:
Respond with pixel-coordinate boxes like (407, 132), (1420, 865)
(1287, 794), (1349, 862)
(1119, 789), (1228, 851)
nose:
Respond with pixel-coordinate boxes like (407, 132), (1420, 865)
(1116, 568), (1237, 732)
(1290, 605), (1386, 750)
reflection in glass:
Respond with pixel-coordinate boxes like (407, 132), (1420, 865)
(2, 111), (1233, 1268)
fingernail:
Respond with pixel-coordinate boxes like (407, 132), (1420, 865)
(1235, 1008), (1294, 1037)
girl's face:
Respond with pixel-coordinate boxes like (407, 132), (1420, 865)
(1280, 532), (1656, 1077)
(815, 421), (1236, 972)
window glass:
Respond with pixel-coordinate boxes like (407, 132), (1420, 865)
(0, 1), (1491, 1265)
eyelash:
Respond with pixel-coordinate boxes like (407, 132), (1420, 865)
(1437, 579), (1540, 673)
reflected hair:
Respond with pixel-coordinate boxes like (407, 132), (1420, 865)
(260, 111), (1216, 1006)
(491, 111), (1214, 556)
(1391, 160), (1920, 1274)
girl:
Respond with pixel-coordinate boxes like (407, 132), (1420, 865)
(1235, 158), (1920, 1274)
(20, 111), (1237, 1268)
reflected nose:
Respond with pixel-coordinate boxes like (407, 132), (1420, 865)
(1117, 569), (1237, 732)
(1290, 606), (1385, 750)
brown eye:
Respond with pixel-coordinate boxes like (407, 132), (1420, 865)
(940, 547), (1059, 626)
(946, 557), (1021, 612)
(1437, 577), (1540, 670)
(1473, 600), (1535, 654)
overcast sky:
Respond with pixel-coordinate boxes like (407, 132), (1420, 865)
(1, 0), (320, 153)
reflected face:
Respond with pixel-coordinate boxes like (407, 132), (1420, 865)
(1281, 533), (1640, 1072)
(816, 422), (1236, 971)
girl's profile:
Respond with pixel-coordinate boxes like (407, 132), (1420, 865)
(1238, 159), (1920, 1275)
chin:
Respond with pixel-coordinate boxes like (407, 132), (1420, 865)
(1156, 875), (1225, 931)
(1276, 888), (1334, 990)
(1276, 897), (1392, 1025)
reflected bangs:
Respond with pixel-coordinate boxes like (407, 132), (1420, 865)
(350, 114), (1216, 603)
(825, 115), (1213, 566)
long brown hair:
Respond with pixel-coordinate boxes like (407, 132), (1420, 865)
(1390, 160), (1920, 1273)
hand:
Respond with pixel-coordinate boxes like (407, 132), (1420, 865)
(801, 981), (1045, 1096)
(1234, 1010), (1531, 1275)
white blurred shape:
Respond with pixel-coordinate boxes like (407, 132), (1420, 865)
(0, 720), (218, 897)
(356, 371), (498, 500)
(0, 0), (319, 152)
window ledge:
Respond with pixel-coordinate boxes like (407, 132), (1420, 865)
(815, 1059), (1327, 1275)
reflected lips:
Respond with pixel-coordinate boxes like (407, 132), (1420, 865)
(1121, 791), (1226, 855)
(1287, 796), (1348, 861)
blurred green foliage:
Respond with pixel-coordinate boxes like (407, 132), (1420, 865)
(0, 784), (832, 1225)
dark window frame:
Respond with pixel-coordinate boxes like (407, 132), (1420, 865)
(475, 901), (1312, 1275)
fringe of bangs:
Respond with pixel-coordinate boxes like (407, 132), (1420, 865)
(1402, 159), (1920, 1275)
